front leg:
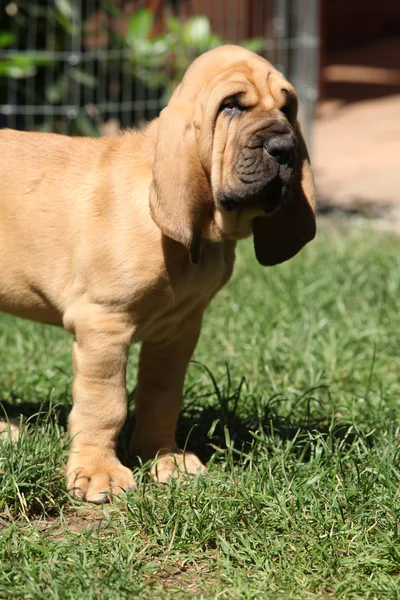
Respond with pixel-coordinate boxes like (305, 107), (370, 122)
(66, 308), (136, 503)
(131, 315), (207, 482)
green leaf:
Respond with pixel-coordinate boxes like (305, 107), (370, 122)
(54, 0), (77, 21)
(0, 52), (51, 78)
(208, 34), (223, 48)
(150, 38), (169, 57)
(166, 16), (182, 36)
(131, 38), (153, 59)
(75, 114), (100, 137)
(7, 52), (53, 66)
(54, 0), (78, 35)
(0, 62), (36, 78)
(46, 76), (66, 104)
(127, 8), (154, 46)
(0, 32), (15, 49)
(69, 68), (97, 89)
(134, 68), (167, 88)
(240, 37), (264, 54)
(183, 16), (211, 46)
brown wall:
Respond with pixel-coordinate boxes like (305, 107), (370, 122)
(323, 0), (400, 53)
(189, 0), (272, 42)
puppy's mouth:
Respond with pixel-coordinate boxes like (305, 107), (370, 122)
(214, 171), (295, 241)
(217, 169), (294, 216)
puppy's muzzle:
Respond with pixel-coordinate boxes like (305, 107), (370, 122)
(218, 129), (296, 214)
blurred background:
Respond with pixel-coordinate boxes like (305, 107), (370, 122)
(0, 0), (399, 220)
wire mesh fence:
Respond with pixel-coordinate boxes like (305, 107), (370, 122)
(0, 0), (319, 142)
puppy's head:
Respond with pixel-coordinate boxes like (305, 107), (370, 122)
(150, 45), (316, 265)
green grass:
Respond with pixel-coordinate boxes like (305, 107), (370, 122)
(1, 222), (400, 599)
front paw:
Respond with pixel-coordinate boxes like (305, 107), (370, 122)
(150, 450), (209, 483)
(67, 451), (136, 504)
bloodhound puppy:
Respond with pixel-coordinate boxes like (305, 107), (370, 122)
(0, 45), (315, 503)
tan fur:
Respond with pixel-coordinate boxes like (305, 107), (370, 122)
(0, 46), (315, 503)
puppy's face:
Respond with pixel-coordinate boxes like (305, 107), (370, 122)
(151, 45), (315, 266)
(216, 89), (296, 212)
(203, 54), (299, 238)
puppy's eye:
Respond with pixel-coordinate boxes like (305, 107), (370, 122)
(279, 89), (297, 124)
(220, 96), (244, 115)
(280, 103), (291, 120)
(280, 89), (297, 122)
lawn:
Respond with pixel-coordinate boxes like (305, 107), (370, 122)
(1, 222), (400, 599)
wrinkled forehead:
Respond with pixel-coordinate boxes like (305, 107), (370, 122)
(171, 45), (293, 107)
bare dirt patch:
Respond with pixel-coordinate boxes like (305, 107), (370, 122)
(314, 36), (400, 231)
(314, 94), (400, 214)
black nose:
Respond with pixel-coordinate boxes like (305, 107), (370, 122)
(264, 135), (295, 165)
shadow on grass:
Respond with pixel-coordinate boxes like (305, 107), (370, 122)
(1, 363), (361, 467)
(120, 363), (361, 467)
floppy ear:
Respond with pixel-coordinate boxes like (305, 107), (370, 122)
(252, 125), (316, 266)
(149, 102), (213, 265)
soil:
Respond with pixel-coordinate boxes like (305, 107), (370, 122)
(313, 37), (400, 229)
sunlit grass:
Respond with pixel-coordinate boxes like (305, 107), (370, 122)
(1, 224), (400, 598)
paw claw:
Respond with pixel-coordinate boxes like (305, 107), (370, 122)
(67, 456), (136, 503)
(150, 451), (208, 483)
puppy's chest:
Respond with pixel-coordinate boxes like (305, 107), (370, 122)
(131, 244), (232, 342)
